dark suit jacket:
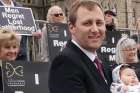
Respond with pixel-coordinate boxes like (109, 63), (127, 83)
(49, 41), (112, 93)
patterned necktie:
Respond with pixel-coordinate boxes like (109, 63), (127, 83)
(94, 57), (104, 78)
(94, 57), (108, 84)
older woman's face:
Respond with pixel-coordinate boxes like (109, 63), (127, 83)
(0, 41), (19, 61)
(51, 8), (65, 23)
(122, 45), (137, 63)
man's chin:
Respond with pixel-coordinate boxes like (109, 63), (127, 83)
(91, 44), (102, 48)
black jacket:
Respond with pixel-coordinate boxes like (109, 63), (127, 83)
(49, 41), (112, 93)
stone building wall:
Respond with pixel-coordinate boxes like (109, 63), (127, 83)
(15, 0), (140, 29)
(16, 0), (48, 20)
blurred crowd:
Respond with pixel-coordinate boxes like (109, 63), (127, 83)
(0, 0), (140, 93)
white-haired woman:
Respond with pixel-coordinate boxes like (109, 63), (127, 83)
(40, 5), (67, 62)
(115, 37), (140, 80)
(46, 5), (66, 23)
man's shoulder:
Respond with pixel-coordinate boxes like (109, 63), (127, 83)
(61, 43), (81, 59)
(53, 44), (82, 64)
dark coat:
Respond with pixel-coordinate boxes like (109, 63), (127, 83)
(49, 41), (112, 93)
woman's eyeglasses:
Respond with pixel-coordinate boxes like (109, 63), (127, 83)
(121, 48), (137, 51)
(53, 13), (63, 17)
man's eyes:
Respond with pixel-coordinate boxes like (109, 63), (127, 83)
(96, 21), (104, 26)
(83, 21), (104, 26)
(83, 21), (92, 26)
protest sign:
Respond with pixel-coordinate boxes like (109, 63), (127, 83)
(0, 6), (36, 35)
(97, 30), (130, 63)
(46, 23), (70, 62)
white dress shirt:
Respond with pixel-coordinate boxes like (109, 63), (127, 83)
(71, 39), (97, 62)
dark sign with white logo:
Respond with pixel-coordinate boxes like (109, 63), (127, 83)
(46, 23), (70, 62)
(0, 6), (36, 35)
(2, 61), (25, 93)
(1, 61), (49, 93)
(97, 30), (130, 63)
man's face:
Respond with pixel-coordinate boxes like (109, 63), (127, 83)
(0, 41), (19, 61)
(69, 6), (106, 52)
(105, 14), (113, 25)
(120, 68), (139, 86)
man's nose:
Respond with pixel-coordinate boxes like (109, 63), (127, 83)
(91, 23), (98, 32)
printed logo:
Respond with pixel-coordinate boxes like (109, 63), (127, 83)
(6, 62), (23, 78)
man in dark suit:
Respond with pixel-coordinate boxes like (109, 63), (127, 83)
(49, 1), (112, 93)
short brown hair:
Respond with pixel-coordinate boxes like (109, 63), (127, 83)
(69, 0), (102, 25)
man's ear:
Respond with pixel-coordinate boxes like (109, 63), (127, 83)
(68, 22), (76, 34)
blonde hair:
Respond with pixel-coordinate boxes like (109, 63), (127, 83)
(0, 28), (21, 49)
(116, 37), (138, 64)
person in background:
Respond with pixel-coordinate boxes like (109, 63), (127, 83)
(0, 29), (21, 61)
(116, 37), (140, 80)
(0, 0), (41, 61)
(111, 64), (140, 93)
(40, 5), (66, 62)
(0, 0), (27, 61)
(105, 10), (117, 31)
(49, 1), (112, 93)
(0, 27), (21, 92)
(46, 5), (66, 23)
(131, 18), (140, 60)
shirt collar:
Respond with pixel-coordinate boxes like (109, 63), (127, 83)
(72, 39), (97, 62)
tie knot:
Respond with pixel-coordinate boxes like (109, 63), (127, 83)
(94, 57), (101, 64)
(94, 57), (103, 72)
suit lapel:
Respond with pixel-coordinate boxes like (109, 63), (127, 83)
(66, 41), (109, 89)
(80, 55), (108, 87)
